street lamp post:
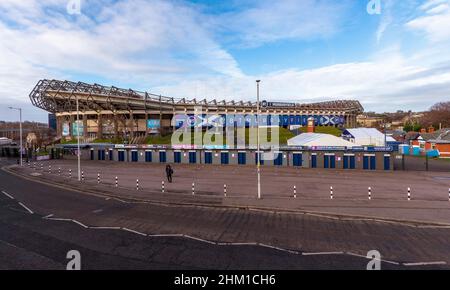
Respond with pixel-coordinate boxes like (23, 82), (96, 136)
(256, 80), (261, 200)
(9, 107), (23, 166)
(76, 96), (81, 181)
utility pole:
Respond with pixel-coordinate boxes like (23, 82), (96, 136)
(256, 80), (261, 200)
(76, 96), (81, 181)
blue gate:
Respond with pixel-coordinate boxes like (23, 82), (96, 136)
(311, 154), (317, 168)
(118, 150), (125, 162)
(384, 155), (390, 170)
(274, 153), (283, 166)
(131, 151), (138, 162)
(174, 152), (181, 163)
(204, 152), (212, 164)
(145, 151), (152, 162)
(159, 151), (167, 163)
(370, 156), (376, 170)
(363, 156), (369, 170)
(221, 152), (229, 165)
(238, 152), (246, 165)
(189, 151), (196, 164)
(255, 153), (264, 165)
(293, 153), (302, 166)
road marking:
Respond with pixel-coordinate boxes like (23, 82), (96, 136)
(403, 261), (447, 266)
(346, 251), (400, 265)
(121, 228), (148, 236)
(43, 214), (54, 219)
(183, 235), (216, 245)
(18, 202), (34, 214)
(88, 226), (122, 230)
(1, 190), (14, 200)
(71, 219), (89, 228)
(302, 251), (344, 256)
(258, 243), (299, 255)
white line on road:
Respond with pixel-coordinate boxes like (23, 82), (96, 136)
(88, 226), (122, 230)
(302, 251), (344, 256)
(183, 235), (216, 245)
(121, 228), (148, 236)
(1, 190), (14, 200)
(18, 202), (34, 214)
(346, 251), (400, 265)
(71, 219), (89, 229)
(258, 243), (299, 255)
(43, 214), (54, 219)
(403, 261), (447, 266)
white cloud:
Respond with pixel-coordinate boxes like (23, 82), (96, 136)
(406, 0), (450, 42)
(215, 0), (349, 47)
(155, 49), (450, 113)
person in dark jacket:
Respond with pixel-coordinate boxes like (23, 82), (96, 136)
(166, 164), (173, 183)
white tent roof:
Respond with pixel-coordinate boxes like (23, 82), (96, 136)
(345, 128), (384, 139)
(287, 133), (356, 147)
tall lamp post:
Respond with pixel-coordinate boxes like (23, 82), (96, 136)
(9, 107), (23, 166)
(256, 80), (261, 200)
(76, 96), (81, 181)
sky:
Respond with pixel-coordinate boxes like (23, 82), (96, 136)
(1, 0), (450, 122)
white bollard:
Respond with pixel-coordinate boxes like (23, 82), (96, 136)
(97, 173), (100, 184)
(192, 182), (195, 195)
(58, 167), (61, 176)
(368, 187), (372, 200)
(81, 171), (84, 182)
(162, 181), (165, 193)
(294, 185), (297, 199)
(69, 169), (72, 178)
(40, 163), (43, 170)
(407, 187), (411, 201)
(48, 165), (51, 174)
(115, 176), (118, 187)
(224, 184), (227, 197)
(448, 188), (450, 202)
(330, 186), (333, 200)
(136, 179), (139, 191)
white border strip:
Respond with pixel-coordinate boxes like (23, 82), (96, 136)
(18, 202), (34, 214)
(1, 190), (14, 200)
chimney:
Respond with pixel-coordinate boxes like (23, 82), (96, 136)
(307, 117), (315, 133)
(428, 127), (435, 133)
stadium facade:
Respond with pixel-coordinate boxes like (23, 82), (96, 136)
(30, 79), (364, 141)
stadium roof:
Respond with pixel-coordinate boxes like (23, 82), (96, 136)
(29, 79), (364, 114)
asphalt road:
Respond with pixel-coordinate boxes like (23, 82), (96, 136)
(0, 163), (449, 270)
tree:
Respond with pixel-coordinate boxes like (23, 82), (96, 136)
(421, 101), (450, 128)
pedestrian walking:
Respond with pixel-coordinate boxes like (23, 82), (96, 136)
(166, 164), (173, 183)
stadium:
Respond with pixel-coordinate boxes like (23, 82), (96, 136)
(30, 79), (364, 143)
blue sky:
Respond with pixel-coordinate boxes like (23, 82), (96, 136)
(1, 0), (450, 122)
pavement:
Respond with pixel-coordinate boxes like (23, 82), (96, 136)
(11, 159), (450, 224)
(1, 159), (450, 269)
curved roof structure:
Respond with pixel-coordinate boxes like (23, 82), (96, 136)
(29, 79), (364, 115)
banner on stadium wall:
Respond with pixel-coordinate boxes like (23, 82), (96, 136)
(62, 122), (70, 136)
(147, 119), (161, 134)
(174, 114), (345, 128)
(72, 121), (84, 137)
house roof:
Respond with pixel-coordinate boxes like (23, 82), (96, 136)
(421, 128), (450, 141)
